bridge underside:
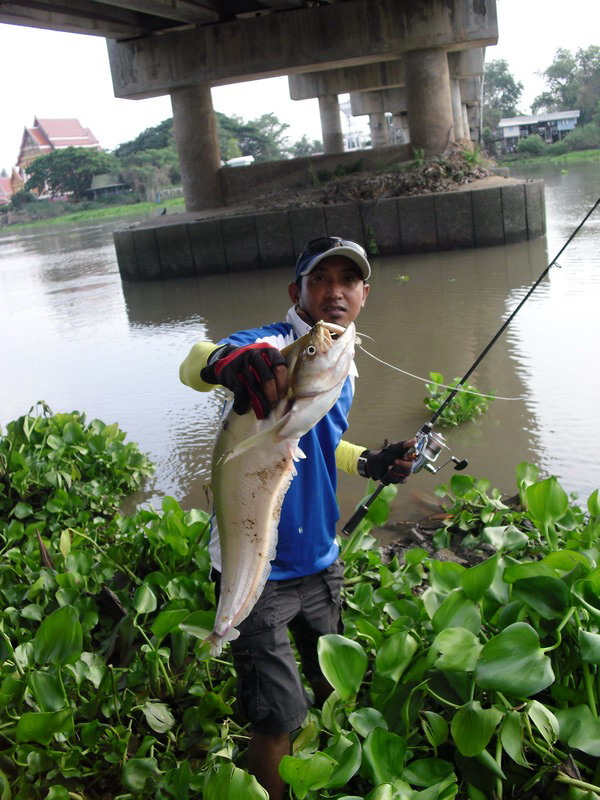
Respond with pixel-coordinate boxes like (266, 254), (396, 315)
(2, 0), (498, 213)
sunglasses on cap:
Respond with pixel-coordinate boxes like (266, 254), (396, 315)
(294, 236), (371, 282)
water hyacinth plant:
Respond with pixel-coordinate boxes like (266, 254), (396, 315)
(423, 372), (493, 427)
(2, 406), (600, 798)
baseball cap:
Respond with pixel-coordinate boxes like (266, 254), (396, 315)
(294, 236), (371, 282)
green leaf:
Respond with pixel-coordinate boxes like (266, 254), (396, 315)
(318, 634), (367, 701)
(133, 584), (157, 614)
(348, 707), (388, 738)
(475, 623), (555, 697)
(362, 727), (407, 785)
(579, 629), (600, 663)
(588, 488), (600, 519)
(33, 605), (83, 666)
(29, 670), (67, 712)
(16, 709), (74, 745)
(500, 711), (529, 767)
(432, 590), (481, 635)
(278, 752), (337, 799)
(402, 757), (454, 787)
(429, 561), (466, 594)
(451, 701), (503, 756)
(526, 477), (568, 527)
(142, 702), (175, 733)
(12, 502), (33, 519)
(526, 700), (558, 744)
(461, 554), (500, 601)
(151, 609), (190, 643)
(511, 576), (569, 619)
(572, 578), (600, 620)
(0, 768), (12, 800)
(421, 711), (449, 748)
(432, 628), (483, 672)
(374, 631), (417, 684)
(179, 610), (216, 639)
(555, 706), (600, 756)
(323, 732), (362, 788)
(121, 757), (160, 793)
(482, 525), (528, 551)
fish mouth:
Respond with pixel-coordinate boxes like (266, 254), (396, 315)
(315, 320), (347, 338)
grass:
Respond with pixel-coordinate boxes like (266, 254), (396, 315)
(498, 147), (600, 166)
(0, 195), (186, 233)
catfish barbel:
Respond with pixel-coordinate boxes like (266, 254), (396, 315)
(206, 320), (356, 656)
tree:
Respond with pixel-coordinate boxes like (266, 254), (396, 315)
(532, 46), (600, 124)
(290, 135), (323, 158)
(114, 119), (174, 158)
(25, 148), (118, 200)
(232, 112), (291, 162)
(482, 59), (524, 130)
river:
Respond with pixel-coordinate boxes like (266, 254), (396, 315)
(1, 159), (599, 527)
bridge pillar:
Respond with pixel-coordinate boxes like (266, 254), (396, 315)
(170, 84), (224, 211)
(318, 94), (344, 154)
(405, 48), (454, 154)
(369, 111), (390, 147)
(450, 77), (465, 140)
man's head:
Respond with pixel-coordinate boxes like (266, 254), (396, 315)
(289, 236), (371, 328)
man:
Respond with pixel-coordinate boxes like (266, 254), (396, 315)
(180, 236), (415, 799)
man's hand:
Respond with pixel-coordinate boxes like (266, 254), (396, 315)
(201, 343), (288, 419)
(361, 437), (418, 484)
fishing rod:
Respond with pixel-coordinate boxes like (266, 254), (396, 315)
(342, 195), (600, 536)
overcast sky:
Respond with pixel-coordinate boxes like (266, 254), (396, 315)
(0, 0), (597, 174)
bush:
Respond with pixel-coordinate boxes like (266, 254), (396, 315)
(563, 121), (600, 151)
(546, 140), (571, 156)
(517, 134), (546, 157)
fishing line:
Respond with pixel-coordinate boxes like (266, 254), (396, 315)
(342, 194), (600, 536)
(357, 341), (521, 401)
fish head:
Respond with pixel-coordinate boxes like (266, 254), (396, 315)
(290, 320), (356, 398)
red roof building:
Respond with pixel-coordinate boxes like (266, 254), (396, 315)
(17, 117), (101, 170)
(0, 176), (12, 205)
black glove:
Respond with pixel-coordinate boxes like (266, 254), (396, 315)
(359, 440), (415, 484)
(200, 342), (288, 419)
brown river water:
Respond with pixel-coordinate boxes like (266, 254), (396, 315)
(1, 160), (599, 529)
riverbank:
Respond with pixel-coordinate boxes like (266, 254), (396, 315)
(498, 147), (600, 167)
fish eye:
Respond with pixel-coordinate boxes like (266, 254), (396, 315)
(306, 345), (317, 356)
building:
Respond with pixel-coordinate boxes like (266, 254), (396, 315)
(497, 110), (580, 153)
(0, 176), (11, 205)
(17, 117), (101, 171)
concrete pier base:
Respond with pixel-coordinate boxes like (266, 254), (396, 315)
(114, 178), (546, 282)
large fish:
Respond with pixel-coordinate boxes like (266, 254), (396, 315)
(206, 320), (356, 656)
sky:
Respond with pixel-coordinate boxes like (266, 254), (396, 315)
(0, 0), (598, 174)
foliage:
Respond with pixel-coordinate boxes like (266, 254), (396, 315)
(4, 405), (600, 799)
(482, 59), (524, 130)
(290, 135), (323, 158)
(517, 134), (546, 157)
(24, 147), (119, 201)
(114, 119), (174, 158)
(532, 46), (600, 124)
(228, 112), (291, 162)
(8, 190), (35, 210)
(423, 373), (493, 427)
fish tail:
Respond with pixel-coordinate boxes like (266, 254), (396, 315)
(204, 626), (240, 657)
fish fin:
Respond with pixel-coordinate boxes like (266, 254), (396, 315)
(293, 446), (306, 462)
(219, 415), (292, 464)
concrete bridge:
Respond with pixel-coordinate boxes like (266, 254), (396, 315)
(3, 1), (497, 213)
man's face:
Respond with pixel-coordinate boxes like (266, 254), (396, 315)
(288, 255), (370, 328)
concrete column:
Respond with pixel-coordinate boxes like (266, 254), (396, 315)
(450, 77), (465, 140)
(462, 103), (471, 142)
(170, 83), (224, 211)
(369, 111), (390, 147)
(318, 94), (344, 154)
(405, 48), (454, 155)
(391, 112), (410, 145)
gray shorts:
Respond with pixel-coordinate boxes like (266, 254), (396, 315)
(213, 560), (344, 734)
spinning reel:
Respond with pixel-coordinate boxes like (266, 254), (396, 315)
(411, 422), (468, 476)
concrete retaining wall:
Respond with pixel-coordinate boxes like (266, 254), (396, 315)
(114, 179), (545, 282)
